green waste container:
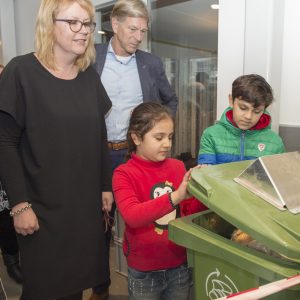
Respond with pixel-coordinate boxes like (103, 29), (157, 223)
(169, 160), (300, 300)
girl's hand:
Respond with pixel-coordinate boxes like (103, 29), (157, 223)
(12, 203), (39, 236)
(170, 169), (192, 206)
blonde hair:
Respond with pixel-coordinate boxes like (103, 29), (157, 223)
(35, 0), (96, 71)
(111, 0), (149, 22)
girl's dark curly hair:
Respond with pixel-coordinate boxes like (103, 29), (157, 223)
(126, 102), (174, 160)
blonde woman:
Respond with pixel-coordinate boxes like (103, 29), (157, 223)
(0, 1), (113, 299)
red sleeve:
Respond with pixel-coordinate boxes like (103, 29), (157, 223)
(112, 167), (174, 228)
(180, 196), (208, 216)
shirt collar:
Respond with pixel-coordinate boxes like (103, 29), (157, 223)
(108, 38), (136, 59)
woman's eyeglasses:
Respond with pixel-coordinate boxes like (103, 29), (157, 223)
(55, 19), (96, 33)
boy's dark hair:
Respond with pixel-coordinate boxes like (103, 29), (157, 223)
(232, 74), (273, 108)
(127, 102), (173, 158)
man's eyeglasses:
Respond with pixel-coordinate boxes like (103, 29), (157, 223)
(55, 19), (96, 33)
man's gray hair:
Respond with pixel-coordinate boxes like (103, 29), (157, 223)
(111, 0), (149, 22)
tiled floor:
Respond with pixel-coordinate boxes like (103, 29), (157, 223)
(0, 242), (129, 300)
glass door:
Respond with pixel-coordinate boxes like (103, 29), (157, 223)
(150, 0), (219, 159)
(94, 2), (115, 45)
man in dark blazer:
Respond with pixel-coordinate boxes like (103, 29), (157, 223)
(95, 43), (178, 115)
(91, 0), (178, 299)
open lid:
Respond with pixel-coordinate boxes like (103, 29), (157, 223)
(234, 151), (300, 214)
(188, 158), (300, 263)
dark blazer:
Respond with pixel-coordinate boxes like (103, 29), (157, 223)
(94, 43), (178, 115)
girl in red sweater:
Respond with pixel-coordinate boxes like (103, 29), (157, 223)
(113, 102), (206, 300)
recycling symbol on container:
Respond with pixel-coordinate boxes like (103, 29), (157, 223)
(205, 268), (239, 299)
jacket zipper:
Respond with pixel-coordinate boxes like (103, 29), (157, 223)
(240, 131), (246, 160)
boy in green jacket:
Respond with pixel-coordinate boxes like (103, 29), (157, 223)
(198, 74), (285, 165)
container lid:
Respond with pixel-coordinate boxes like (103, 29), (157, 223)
(188, 159), (300, 263)
(234, 152), (300, 214)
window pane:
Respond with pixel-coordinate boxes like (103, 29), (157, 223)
(150, 0), (218, 159)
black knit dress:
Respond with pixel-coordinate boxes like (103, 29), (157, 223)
(0, 53), (112, 300)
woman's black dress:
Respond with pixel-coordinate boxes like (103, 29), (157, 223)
(0, 53), (112, 300)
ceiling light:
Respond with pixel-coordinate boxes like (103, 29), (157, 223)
(97, 30), (106, 35)
(211, 4), (219, 10)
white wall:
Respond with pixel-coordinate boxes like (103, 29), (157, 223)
(217, 0), (245, 117)
(14, 0), (40, 55)
(218, 0), (300, 129)
(0, 0), (17, 64)
(280, 0), (300, 126)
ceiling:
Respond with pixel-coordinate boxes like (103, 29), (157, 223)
(151, 0), (219, 52)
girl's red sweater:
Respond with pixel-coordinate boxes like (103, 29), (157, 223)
(112, 154), (207, 271)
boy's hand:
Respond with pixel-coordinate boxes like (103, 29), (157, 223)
(197, 164), (209, 168)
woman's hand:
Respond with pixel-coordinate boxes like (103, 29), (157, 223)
(12, 202), (39, 236)
(102, 191), (114, 213)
